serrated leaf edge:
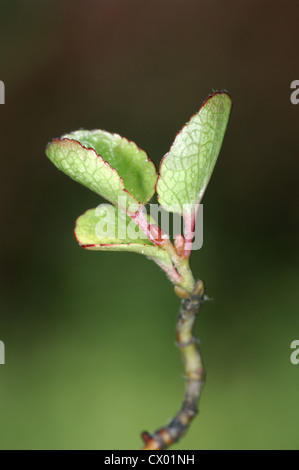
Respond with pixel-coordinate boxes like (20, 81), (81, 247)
(47, 137), (145, 207)
(156, 91), (232, 213)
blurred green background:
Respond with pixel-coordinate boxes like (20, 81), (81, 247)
(0, 0), (298, 450)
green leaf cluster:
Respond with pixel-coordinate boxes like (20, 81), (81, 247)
(46, 92), (232, 290)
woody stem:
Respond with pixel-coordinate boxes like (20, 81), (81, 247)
(141, 280), (206, 450)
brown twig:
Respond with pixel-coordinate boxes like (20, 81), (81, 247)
(141, 280), (206, 450)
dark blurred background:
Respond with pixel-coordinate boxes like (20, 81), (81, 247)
(0, 0), (298, 450)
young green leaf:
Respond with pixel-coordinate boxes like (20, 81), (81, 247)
(75, 204), (154, 247)
(46, 130), (157, 211)
(75, 205), (181, 284)
(157, 92), (232, 216)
